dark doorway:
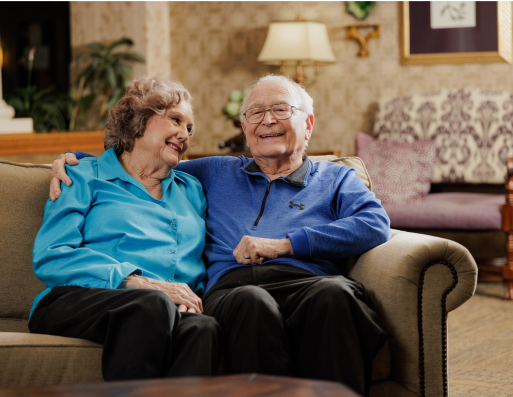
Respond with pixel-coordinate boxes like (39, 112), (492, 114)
(0, 2), (71, 95)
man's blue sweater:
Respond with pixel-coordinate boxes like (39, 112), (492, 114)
(177, 156), (391, 291)
(75, 153), (391, 292)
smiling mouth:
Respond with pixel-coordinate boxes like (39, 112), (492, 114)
(166, 142), (182, 153)
(260, 133), (284, 139)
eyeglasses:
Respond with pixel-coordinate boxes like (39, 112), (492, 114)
(243, 104), (302, 124)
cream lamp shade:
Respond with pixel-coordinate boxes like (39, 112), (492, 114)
(258, 22), (336, 65)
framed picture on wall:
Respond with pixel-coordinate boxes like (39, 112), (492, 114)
(401, 1), (512, 65)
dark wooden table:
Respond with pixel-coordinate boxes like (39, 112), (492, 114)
(0, 374), (361, 397)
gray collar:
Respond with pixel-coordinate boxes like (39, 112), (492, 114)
(243, 155), (309, 187)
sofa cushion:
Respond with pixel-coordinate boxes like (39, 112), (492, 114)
(0, 318), (29, 333)
(355, 132), (436, 204)
(383, 192), (503, 230)
(0, 332), (103, 388)
(0, 161), (50, 324)
(309, 155), (373, 191)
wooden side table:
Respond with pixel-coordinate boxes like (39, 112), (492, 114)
(0, 132), (105, 164)
(0, 131), (105, 155)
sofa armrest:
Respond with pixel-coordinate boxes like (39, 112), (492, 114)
(349, 229), (477, 397)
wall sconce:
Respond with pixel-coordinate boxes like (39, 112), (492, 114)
(258, 21), (336, 86)
(346, 24), (380, 56)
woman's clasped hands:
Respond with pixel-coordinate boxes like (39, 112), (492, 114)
(121, 274), (203, 313)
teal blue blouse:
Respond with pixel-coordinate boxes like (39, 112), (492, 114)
(30, 148), (207, 318)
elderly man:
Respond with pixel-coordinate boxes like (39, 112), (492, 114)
(50, 75), (390, 396)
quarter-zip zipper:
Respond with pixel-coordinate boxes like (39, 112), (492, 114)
(254, 180), (275, 226)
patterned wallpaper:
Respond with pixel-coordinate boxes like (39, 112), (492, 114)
(70, 1), (513, 156)
(70, 2), (147, 80)
(144, 2), (172, 79)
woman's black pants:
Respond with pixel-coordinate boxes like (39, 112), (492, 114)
(202, 265), (387, 397)
(29, 286), (223, 381)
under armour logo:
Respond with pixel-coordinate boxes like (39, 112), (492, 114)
(289, 200), (305, 210)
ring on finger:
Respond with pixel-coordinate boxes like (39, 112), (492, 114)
(243, 255), (249, 259)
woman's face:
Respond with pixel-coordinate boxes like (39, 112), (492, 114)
(135, 101), (194, 169)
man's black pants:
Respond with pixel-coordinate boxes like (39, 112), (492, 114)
(29, 287), (223, 381)
(202, 265), (386, 397)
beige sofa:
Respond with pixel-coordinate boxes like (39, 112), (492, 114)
(0, 157), (477, 397)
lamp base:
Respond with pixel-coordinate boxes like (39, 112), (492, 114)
(0, 99), (32, 134)
(0, 99), (15, 119)
(280, 61), (319, 87)
(0, 118), (33, 134)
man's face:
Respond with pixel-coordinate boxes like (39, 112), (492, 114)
(242, 81), (313, 161)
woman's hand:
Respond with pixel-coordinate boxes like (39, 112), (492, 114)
(121, 275), (203, 313)
(50, 153), (79, 202)
(233, 236), (293, 265)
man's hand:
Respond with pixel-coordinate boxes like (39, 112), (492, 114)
(233, 236), (293, 265)
(50, 153), (79, 202)
(121, 275), (203, 313)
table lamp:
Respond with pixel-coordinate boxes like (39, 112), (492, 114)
(257, 21), (336, 85)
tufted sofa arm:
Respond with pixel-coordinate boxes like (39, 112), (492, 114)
(350, 229), (477, 397)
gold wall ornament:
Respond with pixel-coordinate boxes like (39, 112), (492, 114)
(401, 1), (512, 66)
(346, 24), (381, 57)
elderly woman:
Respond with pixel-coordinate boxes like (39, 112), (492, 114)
(29, 76), (222, 381)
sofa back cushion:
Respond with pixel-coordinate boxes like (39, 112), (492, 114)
(310, 155), (373, 191)
(0, 161), (49, 325)
(373, 89), (513, 184)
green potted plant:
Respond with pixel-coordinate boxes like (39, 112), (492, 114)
(220, 89), (251, 153)
(6, 37), (145, 133)
(221, 89), (251, 128)
(71, 37), (145, 130)
(5, 47), (71, 132)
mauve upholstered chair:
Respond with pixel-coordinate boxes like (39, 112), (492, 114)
(372, 88), (513, 299)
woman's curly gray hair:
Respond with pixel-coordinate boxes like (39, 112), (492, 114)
(104, 76), (193, 155)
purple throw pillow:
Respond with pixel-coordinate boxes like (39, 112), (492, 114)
(355, 132), (437, 205)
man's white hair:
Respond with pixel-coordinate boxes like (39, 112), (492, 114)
(239, 74), (314, 122)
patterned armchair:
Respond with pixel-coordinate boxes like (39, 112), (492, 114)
(372, 89), (513, 299)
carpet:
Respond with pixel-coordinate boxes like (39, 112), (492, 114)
(448, 281), (513, 397)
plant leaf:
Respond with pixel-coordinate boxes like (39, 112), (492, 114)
(112, 52), (145, 63)
(106, 88), (124, 111)
(105, 37), (134, 58)
(87, 42), (107, 52)
(106, 67), (118, 91)
(75, 51), (102, 66)
(117, 63), (132, 84)
(77, 65), (97, 89)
